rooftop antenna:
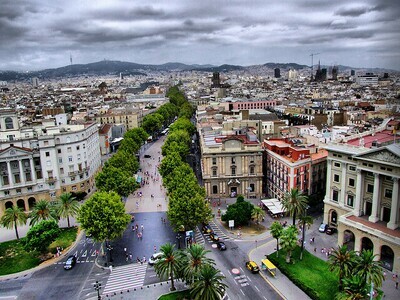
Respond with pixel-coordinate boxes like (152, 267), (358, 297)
(310, 53), (320, 81)
(70, 54), (72, 65)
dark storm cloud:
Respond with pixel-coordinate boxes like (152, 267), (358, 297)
(1, 0), (399, 70)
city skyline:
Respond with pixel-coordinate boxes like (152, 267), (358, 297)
(1, 0), (399, 71)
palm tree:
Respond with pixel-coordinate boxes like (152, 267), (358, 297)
(270, 221), (283, 257)
(154, 243), (181, 291)
(29, 199), (58, 226)
(182, 244), (214, 284)
(329, 245), (357, 291)
(281, 188), (308, 225)
(298, 214), (313, 260)
(56, 193), (79, 228)
(0, 205), (27, 240)
(190, 264), (227, 300)
(279, 225), (298, 263)
(354, 249), (384, 290)
(336, 274), (369, 300)
(251, 206), (265, 230)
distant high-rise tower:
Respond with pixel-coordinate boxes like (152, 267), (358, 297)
(70, 54), (72, 65)
(332, 65), (338, 80)
(274, 68), (281, 78)
(351, 70), (355, 76)
(211, 72), (221, 88)
(31, 77), (39, 87)
(288, 69), (298, 81)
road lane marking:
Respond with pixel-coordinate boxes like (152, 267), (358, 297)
(240, 289), (245, 296)
(255, 285), (260, 292)
(82, 250), (87, 257)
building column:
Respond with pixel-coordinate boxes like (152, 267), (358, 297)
(6, 161), (13, 187)
(324, 160), (332, 201)
(387, 177), (399, 230)
(354, 170), (364, 217)
(30, 158), (37, 181)
(369, 173), (381, 223)
(18, 160), (25, 183)
(340, 163), (347, 205)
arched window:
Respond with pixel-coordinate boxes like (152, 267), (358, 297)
(5, 117), (13, 129)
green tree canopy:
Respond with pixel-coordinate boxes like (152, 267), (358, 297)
(336, 274), (369, 300)
(55, 193), (79, 228)
(270, 221), (283, 257)
(124, 127), (148, 144)
(105, 150), (140, 175)
(179, 102), (195, 119)
(163, 163), (200, 193)
(251, 206), (266, 227)
(282, 188), (309, 225)
(167, 183), (211, 231)
(181, 244), (214, 284)
(158, 151), (185, 179)
(279, 225), (298, 263)
(190, 264), (227, 300)
(142, 113), (164, 135)
(169, 117), (196, 136)
(161, 130), (190, 159)
(157, 103), (178, 125)
(329, 245), (358, 291)
(77, 191), (130, 242)
(354, 249), (384, 289)
(0, 205), (27, 240)
(29, 199), (58, 226)
(25, 220), (60, 253)
(167, 86), (186, 107)
(154, 242), (182, 291)
(221, 197), (253, 226)
(118, 137), (140, 154)
(95, 166), (137, 197)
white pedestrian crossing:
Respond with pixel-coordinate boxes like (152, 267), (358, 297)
(102, 263), (147, 295)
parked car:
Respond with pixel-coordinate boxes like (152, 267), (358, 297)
(216, 241), (226, 251)
(148, 252), (163, 265)
(326, 227), (337, 235)
(202, 223), (213, 234)
(144, 154), (151, 158)
(318, 223), (328, 233)
(64, 255), (77, 270)
(209, 232), (219, 242)
(246, 261), (260, 273)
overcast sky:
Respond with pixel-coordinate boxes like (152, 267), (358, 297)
(1, 0), (399, 71)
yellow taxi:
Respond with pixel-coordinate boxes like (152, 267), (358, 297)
(245, 261), (260, 273)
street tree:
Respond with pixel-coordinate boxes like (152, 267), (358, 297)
(0, 205), (27, 240)
(105, 150), (140, 175)
(163, 163), (199, 193)
(179, 102), (194, 119)
(25, 220), (60, 253)
(124, 127), (148, 144)
(190, 264), (227, 300)
(95, 166), (137, 197)
(221, 196), (253, 226)
(161, 140), (190, 161)
(56, 193), (79, 228)
(78, 191), (130, 245)
(336, 275), (369, 300)
(354, 249), (384, 290)
(282, 188), (309, 226)
(29, 199), (58, 226)
(142, 113), (164, 135)
(279, 225), (298, 263)
(157, 103), (178, 125)
(251, 206), (266, 229)
(167, 86), (186, 107)
(154, 243), (182, 291)
(270, 221), (283, 257)
(167, 183), (211, 231)
(169, 117), (196, 136)
(158, 151), (184, 179)
(182, 244), (214, 284)
(329, 245), (357, 291)
(118, 137), (140, 154)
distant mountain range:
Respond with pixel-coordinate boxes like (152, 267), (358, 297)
(0, 60), (396, 81)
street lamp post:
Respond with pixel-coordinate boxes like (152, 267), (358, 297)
(106, 243), (113, 263)
(176, 234), (182, 249)
(300, 205), (310, 260)
(94, 280), (101, 300)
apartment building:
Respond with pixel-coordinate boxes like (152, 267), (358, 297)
(96, 109), (143, 131)
(323, 143), (400, 273)
(199, 127), (263, 199)
(0, 109), (101, 216)
(263, 139), (327, 201)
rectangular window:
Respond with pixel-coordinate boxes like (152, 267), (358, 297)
(249, 166), (255, 175)
(332, 190), (339, 202)
(68, 156), (73, 162)
(367, 184), (374, 193)
(212, 185), (218, 194)
(44, 141), (49, 146)
(58, 149), (61, 154)
(385, 189), (392, 198)
(231, 168), (236, 176)
(231, 157), (236, 164)
(212, 168), (217, 177)
(67, 147), (72, 153)
(45, 152), (50, 157)
(249, 183), (255, 192)
(58, 158), (62, 163)
(347, 195), (354, 207)
(348, 178), (355, 187)
(212, 157), (216, 165)
(76, 146), (80, 150)
(349, 165), (356, 171)
(46, 160), (51, 166)
(60, 168), (64, 174)
(334, 162), (341, 168)
(333, 174), (340, 183)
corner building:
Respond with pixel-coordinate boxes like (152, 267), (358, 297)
(323, 143), (400, 273)
(0, 109), (101, 216)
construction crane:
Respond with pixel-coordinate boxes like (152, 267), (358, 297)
(310, 53), (320, 81)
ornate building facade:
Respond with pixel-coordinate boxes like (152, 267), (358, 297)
(323, 143), (400, 273)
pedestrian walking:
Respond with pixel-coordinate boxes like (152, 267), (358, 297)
(129, 253), (133, 261)
(154, 245), (157, 253)
(124, 247), (127, 253)
(141, 224), (144, 231)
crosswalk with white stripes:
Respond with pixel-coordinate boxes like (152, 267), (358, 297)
(102, 263), (147, 295)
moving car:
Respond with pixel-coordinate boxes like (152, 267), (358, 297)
(209, 232), (219, 242)
(64, 255), (77, 270)
(326, 227), (337, 235)
(318, 223), (328, 233)
(216, 241), (226, 251)
(246, 261), (260, 273)
(202, 223), (213, 234)
(148, 252), (163, 265)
